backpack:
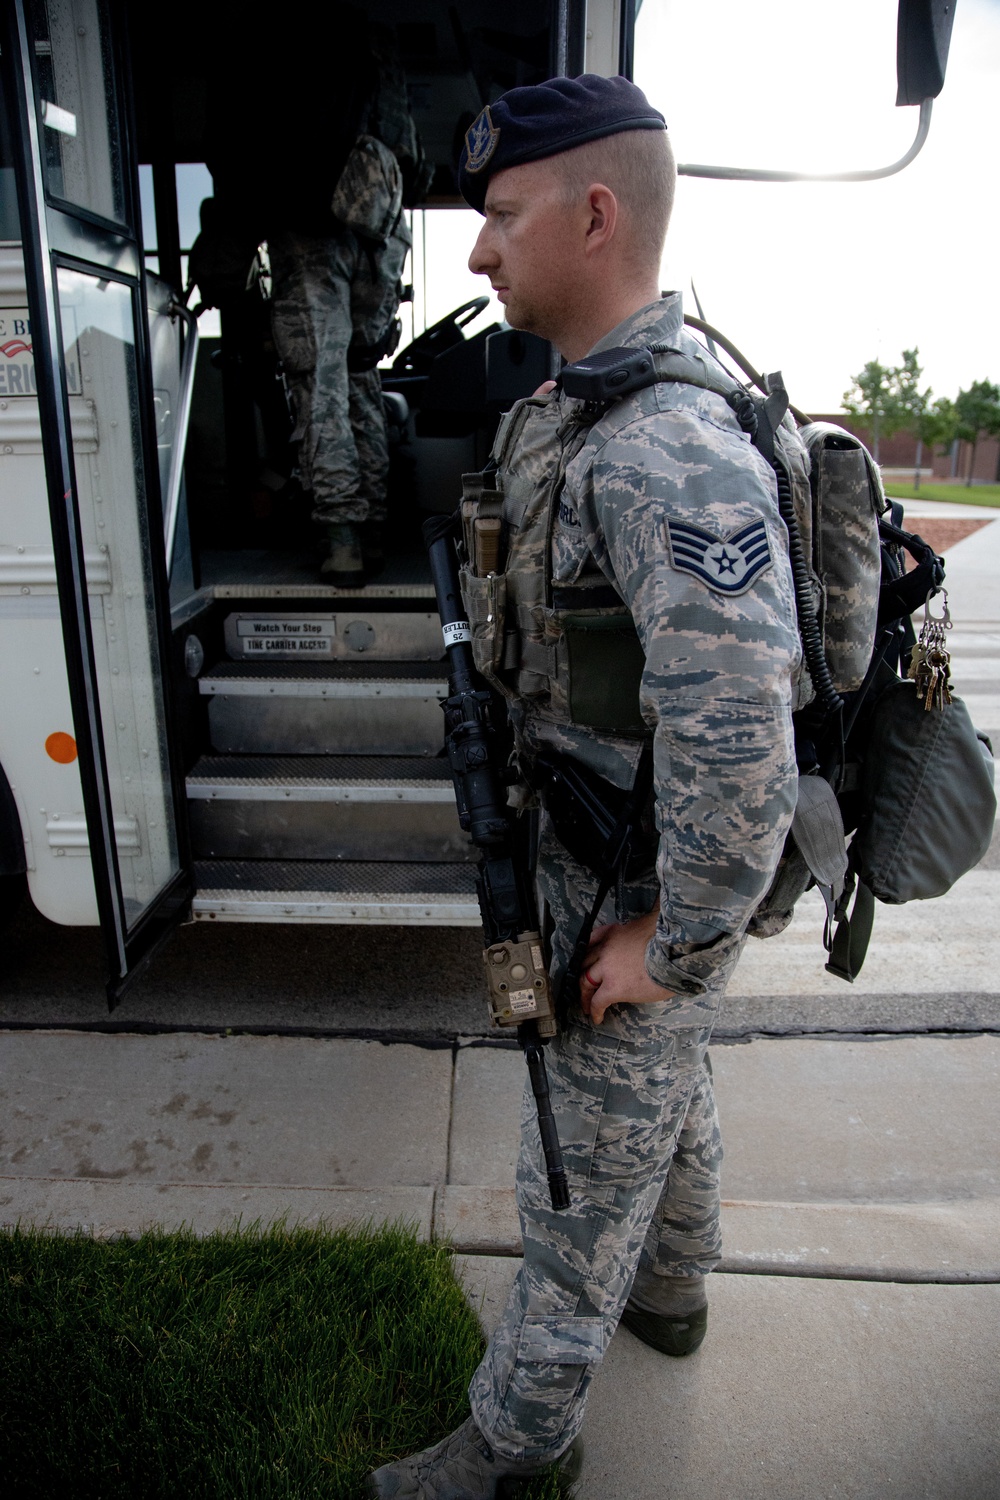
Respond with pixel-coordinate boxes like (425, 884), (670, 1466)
(559, 329), (997, 981)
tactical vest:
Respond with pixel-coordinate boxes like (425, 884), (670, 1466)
(460, 394), (650, 736)
(458, 347), (884, 736)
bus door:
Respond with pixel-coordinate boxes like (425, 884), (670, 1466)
(1, 0), (193, 1006)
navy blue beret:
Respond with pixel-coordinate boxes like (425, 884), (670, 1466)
(458, 75), (666, 213)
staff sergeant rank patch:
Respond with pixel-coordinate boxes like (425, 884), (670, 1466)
(665, 516), (773, 595)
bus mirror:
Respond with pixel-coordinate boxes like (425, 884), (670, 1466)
(896, 0), (957, 105)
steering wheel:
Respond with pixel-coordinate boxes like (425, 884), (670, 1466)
(392, 296), (491, 376)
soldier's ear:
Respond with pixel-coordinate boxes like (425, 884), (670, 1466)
(582, 184), (618, 255)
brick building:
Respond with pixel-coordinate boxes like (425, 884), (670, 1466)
(810, 414), (999, 485)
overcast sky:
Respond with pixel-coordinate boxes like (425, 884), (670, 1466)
(412, 0), (1000, 416)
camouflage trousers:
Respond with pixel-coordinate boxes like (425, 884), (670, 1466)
(269, 223), (410, 524)
(468, 825), (735, 1463)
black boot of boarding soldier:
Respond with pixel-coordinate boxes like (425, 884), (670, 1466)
(366, 1414), (582, 1497)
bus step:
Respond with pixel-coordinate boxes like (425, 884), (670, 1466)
(186, 754), (468, 862)
(201, 549), (435, 601)
(199, 660), (448, 755)
(222, 607), (443, 663)
(191, 858), (479, 925)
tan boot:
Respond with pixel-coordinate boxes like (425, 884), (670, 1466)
(366, 1414), (582, 1497)
(620, 1267), (709, 1357)
(320, 522), (365, 587)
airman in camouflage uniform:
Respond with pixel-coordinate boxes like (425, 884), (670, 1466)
(462, 292), (800, 1465)
(368, 74), (800, 1500)
(269, 217), (410, 527)
(204, 6), (421, 579)
(267, 20), (429, 583)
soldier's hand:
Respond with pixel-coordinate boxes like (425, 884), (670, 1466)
(533, 380), (557, 397)
(579, 910), (673, 1024)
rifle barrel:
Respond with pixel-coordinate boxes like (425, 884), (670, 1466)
(523, 1033), (570, 1210)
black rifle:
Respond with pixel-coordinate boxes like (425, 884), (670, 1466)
(424, 513), (569, 1212)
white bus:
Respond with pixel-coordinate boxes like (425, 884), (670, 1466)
(0, 0), (953, 1003)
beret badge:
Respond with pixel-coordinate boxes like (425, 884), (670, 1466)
(464, 106), (500, 174)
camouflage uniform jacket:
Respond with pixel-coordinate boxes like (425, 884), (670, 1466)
(495, 294), (801, 998)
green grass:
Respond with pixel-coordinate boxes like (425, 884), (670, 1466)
(881, 481), (1000, 507)
(0, 1221), (565, 1499)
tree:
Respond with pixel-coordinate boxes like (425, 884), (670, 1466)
(892, 349), (933, 489)
(918, 396), (959, 485)
(842, 359), (904, 462)
(954, 380), (1000, 487)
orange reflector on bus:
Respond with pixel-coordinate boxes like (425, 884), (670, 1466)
(45, 732), (78, 764)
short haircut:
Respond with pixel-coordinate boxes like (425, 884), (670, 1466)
(552, 127), (675, 270)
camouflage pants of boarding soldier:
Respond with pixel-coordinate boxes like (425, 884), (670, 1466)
(469, 822), (737, 1462)
(269, 222), (410, 525)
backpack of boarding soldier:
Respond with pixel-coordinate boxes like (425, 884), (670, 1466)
(559, 325), (997, 982)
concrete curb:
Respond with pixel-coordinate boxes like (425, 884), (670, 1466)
(718, 1198), (1000, 1282)
(10, 1176), (995, 1284)
(0, 1177), (434, 1239)
(439, 1187), (1000, 1281)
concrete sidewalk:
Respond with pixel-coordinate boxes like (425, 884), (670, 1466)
(906, 495), (1000, 633)
(2, 1026), (999, 1497)
(461, 1258), (1000, 1500)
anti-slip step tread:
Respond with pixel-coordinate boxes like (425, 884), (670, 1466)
(188, 754), (451, 787)
(193, 858), (476, 896)
(202, 660), (447, 684)
(201, 549), (434, 597)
